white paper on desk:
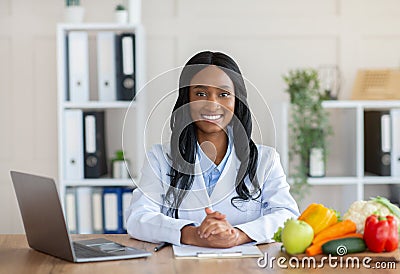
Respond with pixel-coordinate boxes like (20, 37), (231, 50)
(173, 244), (263, 259)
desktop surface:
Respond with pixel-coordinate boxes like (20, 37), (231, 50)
(0, 234), (398, 274)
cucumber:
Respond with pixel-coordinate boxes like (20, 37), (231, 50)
(322, 237), (366, 255)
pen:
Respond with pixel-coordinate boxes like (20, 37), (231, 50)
(154, 242), (170, 252)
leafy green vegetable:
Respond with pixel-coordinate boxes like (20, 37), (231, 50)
(273, 226), (283, 242)
(372, 196), (400, 219)
(371, 196), (400, 235)
(330, 208), (342, 222)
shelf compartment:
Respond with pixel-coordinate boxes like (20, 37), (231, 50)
(308, 177), (359, 185)
(57, 23), (141, 32)
(322, 100), (400, 109)
(325, 108), (358, 177)
(63, 178), (137, 187)
(363, 176), (400, 185)
(284, 100), (400, 206)
(62, 101), (135, 110)
(288, 177), (358, 186)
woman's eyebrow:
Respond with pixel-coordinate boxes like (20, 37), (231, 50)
(192, 85), (208, 90)
(218, 85), (233, 90)
(192, 84), (233, 90)
(192, 85), (207, 89)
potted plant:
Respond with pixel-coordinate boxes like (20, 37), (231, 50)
(283, 69), (333, 199)
(64, 0), (85, 23)
(115, 4), (128, 24)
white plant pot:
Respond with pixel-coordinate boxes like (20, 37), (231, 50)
(115, 10), (128, 24)
(64, 6), (85, 23)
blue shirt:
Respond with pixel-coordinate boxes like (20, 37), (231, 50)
(197, 129), (233, 196)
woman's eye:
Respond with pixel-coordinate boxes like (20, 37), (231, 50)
(196, 92), (207, 97)
(220, 92), (230, 97)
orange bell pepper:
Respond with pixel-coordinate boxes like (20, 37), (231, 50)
(298, 203), (338, 235)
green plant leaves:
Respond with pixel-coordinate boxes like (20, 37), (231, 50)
(283, 69), (333, 200)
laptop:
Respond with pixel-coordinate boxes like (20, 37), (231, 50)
(10, 171), (151, 263)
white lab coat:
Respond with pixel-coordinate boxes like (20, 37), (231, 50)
(125, 143), (299, 246)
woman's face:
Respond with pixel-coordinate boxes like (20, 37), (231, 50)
(189, 66), (235, 136)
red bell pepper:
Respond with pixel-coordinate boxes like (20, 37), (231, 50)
(363, 214), (398, 253)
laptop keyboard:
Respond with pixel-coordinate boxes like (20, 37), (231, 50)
(73, 242), (115, 258)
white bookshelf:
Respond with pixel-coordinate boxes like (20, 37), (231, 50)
(62, 101), (134, 109)
(63, 179), (135, 187)
(283, 100), (400, 202)
(307, 177), (359, 186)
(56, 23), (146, 231)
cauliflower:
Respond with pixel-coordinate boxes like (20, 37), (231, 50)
(343, 199), (400, 234)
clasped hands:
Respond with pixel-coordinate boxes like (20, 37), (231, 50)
(181, 207), (251, 248)
(197, 207), (239, 248)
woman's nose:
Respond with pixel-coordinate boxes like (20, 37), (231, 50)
(205, 96), (221, 110)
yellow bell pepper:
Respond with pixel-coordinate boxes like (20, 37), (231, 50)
(298, 203), (338, 235)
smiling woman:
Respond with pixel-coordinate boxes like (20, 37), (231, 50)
(125, 51), (300, 248)
(189, 66), (236, 165)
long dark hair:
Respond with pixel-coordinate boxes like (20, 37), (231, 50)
(165, 51), (260, 218)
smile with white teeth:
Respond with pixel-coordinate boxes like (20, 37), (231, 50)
(201, 114), (222, 120)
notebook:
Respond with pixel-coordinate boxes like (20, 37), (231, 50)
(10, 171), (151, 263)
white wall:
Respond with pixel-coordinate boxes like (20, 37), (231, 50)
(142, 0), (400, 214)
(1, 0), (400, 233)
(0, 0), (122, 234)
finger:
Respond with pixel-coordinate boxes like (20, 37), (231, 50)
(198, 212), (228, 237)
(232, 228), (239, 241)
(206, 211), (226, 220)
(198, 216), (218, 235)
(210, 229), (233, 238)
(200, 221), (224, 238)
(200, 216), (234, 237)
(209, 227), (238, 241)
(206, 226), (229, 238)
(202, 222), (230, 238)
(207, 232), (237, 247)
(203, 229), (238, 247)
(197, 220), (212, 236)
(199, 235), (229, 248)
(205, 208), (226, 219)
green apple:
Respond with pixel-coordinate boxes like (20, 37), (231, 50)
(281, 219), (314, 255)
